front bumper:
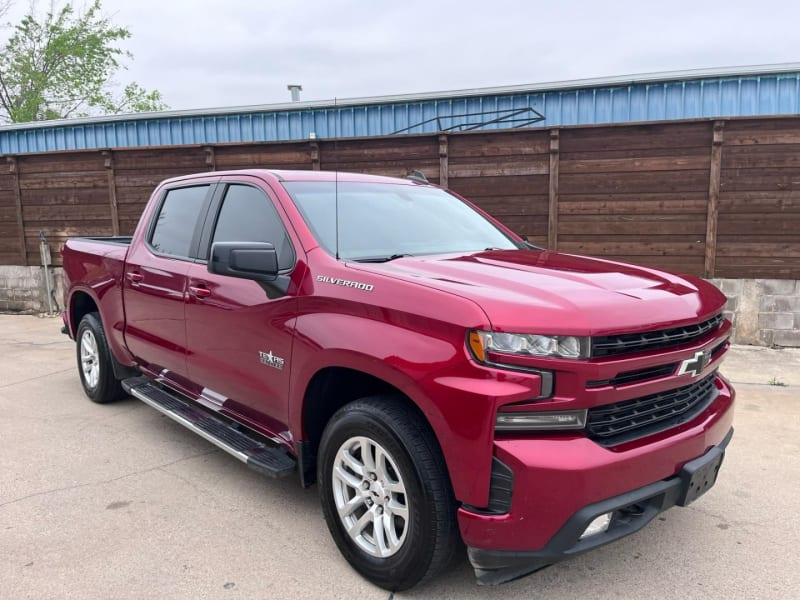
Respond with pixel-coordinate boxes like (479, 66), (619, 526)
(468, 427), (733, 584)
(459, 374), (735, 584)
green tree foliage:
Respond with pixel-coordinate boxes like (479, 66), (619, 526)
(0, 0), (167, 123)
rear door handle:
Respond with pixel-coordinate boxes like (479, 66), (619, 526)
(127, 271), (143, 283)
(189, 285), (211, 299)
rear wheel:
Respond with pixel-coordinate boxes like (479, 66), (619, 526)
(318, 396), (458, 591)
(76, 312), (124, 404)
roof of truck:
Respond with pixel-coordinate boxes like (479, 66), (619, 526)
(162, 169), (420, 186)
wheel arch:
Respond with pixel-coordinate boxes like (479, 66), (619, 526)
(67, 287), (138, 380)
(295, 363), (450, 491)
(67, 288), (99, 338)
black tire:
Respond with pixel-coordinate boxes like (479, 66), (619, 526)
(75, 312), (125, 404)
(318, 396), (459, 591)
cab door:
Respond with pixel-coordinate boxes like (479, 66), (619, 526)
(123, 182), (215, 383)
(184, 179), (303, 434)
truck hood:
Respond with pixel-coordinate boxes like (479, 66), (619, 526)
(350, 250), (726, 335)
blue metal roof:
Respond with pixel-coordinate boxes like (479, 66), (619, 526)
(2, 64), (800, 154)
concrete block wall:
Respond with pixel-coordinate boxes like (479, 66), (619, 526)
(708, 279), (800, 347)
(0, 266), (64, 314)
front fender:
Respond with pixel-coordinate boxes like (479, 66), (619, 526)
(288, 310), (510, 507)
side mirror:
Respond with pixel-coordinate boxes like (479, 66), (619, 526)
(209, 241), (279, 281)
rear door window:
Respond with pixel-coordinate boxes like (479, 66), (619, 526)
(149, 185), (210, 258)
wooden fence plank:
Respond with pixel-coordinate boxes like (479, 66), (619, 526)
(560, 122), (712, 152)
(310, 142), (320, 171)
(448, 130), (550, 156)
(102, 151), (120, 236)
(559, 221), (707, 235)
(22, 204), (112, 221)
(438, 135), (448, 187)
(6, 158), (26, 263)
(560, 155), (710, 173)
(561, 146), (711, 161)
(204, 146), (216, 171)
(0, 206), (18, 222)
(558, 241), (704, 256)
(448, 164), (549, 178)
(18, 171), (107, 190)
(716, 243), (800, 258)
(548, 130), (559, 250)
(449, 174), (548, 196)
(704, 122), (724, 277)
(560, 170), (710, 194)
(469, 195), (549, 216)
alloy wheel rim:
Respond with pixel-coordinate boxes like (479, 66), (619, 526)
(80, 330), (100, 389)
(331, 435), (409, 558)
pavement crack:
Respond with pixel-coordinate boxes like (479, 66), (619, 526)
(5, 340), (71, 347)
(157, 466), (205, 494)
(76, 404), (142, 432)
(685, 504), (763, 529)
(0, 449), (217, 509)
(727, 379), (792, 388)
(0, 367), (73, 390)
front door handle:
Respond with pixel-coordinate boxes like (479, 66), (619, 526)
(127, 271), (143, 283)
(189, 285), (211, 299)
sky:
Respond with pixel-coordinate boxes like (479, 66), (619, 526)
(4, 0), (800, 111)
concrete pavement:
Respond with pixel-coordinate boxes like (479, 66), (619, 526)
(1, 315), (798, 599)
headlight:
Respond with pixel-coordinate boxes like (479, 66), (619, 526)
(469, 330), (590, 361)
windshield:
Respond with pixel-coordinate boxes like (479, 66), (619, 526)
(282, 181), (521, 261)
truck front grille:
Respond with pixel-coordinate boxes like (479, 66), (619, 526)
(586, 372), (718, 445)
(591, 314), (723, 358)
(586, 363), (678, 388)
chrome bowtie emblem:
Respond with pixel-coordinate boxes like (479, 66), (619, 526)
(677, 350), (711, 377)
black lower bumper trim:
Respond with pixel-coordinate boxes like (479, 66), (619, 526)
(469, 427), (734, 585)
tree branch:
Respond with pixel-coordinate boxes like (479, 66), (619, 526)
(0, 0), (167, 123)
(0, 0), (12, 20)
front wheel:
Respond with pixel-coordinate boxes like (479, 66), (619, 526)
(75, 312), (124, 404)
(318, 396), (458, 591)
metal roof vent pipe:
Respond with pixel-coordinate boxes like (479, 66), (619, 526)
(287, 84), (303, 102)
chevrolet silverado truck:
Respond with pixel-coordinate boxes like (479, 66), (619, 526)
(61, 169), (735, 590)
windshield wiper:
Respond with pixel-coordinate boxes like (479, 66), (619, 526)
(351, 254), (413, 263)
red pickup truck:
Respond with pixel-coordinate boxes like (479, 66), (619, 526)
(61, 169), (735, 590)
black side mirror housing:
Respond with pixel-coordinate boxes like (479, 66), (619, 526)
(208, 242), (279, 281)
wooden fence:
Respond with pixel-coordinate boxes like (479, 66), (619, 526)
(1, 116), (799, 279)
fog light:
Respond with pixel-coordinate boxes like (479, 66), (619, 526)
(579, 512), (612, 540)
(495, 409), (587, 431)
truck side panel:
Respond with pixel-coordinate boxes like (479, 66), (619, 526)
(62, 239), (135, 367)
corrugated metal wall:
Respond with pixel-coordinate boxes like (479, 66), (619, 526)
(2, 71), (800, 153)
